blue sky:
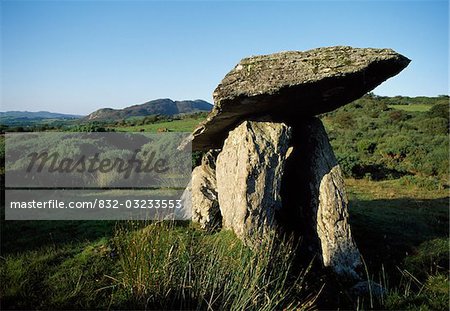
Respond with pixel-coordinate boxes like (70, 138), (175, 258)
(1, 0), (448, 114)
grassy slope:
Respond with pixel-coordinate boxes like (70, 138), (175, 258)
(111, 117), (201, 133)
(1, 221), (311, 310)
(1, 178), (447, 309)
(388, 104), (432, 112)
(346, 178), (448, 271)
(1, 98), (449, 310)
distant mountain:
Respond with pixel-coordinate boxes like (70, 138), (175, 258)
(86, 99), (213, 121)
(0, 111), (83, 126)
(0, 111), (82, 119)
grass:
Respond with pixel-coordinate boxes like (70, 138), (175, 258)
(113, 222), (315, 310)
(345, 178), (449, 310)
(1, 110), (449, 309)
(382, 240), (449, 311)
(1, 178), (448, 310)
(0, 205), (117, 254)
(387, 104), (432, 112)
(0, 239), (119, 310)
(345, 176), (448, 199)
(1, 221), (315, 310)
(346, 178), (448, 270)
(111, 117), (202, 133)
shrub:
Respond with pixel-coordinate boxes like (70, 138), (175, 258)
(336, 154), (360, 178)
(334, 112), (354, 129)
(325, 95), (449, 181)
(356, 139), (377, 155)
(388, 110), (409, 122)
(419, 117), (449, 135)
(427, 102), (449, 119)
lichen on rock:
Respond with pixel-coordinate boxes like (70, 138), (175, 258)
(216, 121), (292, 245)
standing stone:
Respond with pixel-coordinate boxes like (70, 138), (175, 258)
(182, 46), (410, 280)
(190, 150), (221, 230)
(281, 117), (361, 278)
(216, 121), (291, 244)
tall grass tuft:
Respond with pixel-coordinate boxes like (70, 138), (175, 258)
(113, 221), (316, 310)
(382, 238), (450, 310)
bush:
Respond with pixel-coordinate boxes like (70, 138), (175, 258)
(388, 110), (409, 122)
(419, 117), (449, 135)
(356, 139), (377, 155)
(334, 112), (354, 129)
(427, 102), (449, 119)
(336, 154), (360, 178)
(325, 95), (449, 182)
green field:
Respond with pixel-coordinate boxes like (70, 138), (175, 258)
(111, 117), (202, 133)
(1, 178), (447, 310)
(388, 104), (432, 112)
(1, 95), (449, 310)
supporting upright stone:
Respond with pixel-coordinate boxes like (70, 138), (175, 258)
(281, 117), (361, 279)
(216, 121), (291, 244)
(191, 150), (221, 230)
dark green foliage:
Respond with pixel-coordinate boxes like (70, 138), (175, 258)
(404, 238), (449, 278)
(336, 153), (360, 177)
(70, 122), (111, 132)
(418, 117), (449, 135)
(388, 110), (410, 122)
(356, 139), (377, 155)
(333, 111), (355, 129)
(383, 238), (449, 311)
(323, 94), (449, 185)
(192, 150), (205, 168)
(427, 101), (449, 119)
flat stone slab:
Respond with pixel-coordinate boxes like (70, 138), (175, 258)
(191, 46), (410, 150)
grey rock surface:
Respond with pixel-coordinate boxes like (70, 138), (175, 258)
(280, 117), (361, 278)
(216, 121), (291, 244)
(191, 150), (221, 230)
(191, 46), (410, 150)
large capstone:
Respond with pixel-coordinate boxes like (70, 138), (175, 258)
(216, 121), (292, 244)
(191, 46), (410, 150)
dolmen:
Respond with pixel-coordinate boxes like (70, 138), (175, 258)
(185, 46), (410, 280)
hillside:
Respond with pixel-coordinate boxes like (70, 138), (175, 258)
(0, 111), (82, 126)
(85, 99), (213, 121)
(322, 94), (449, 184)
(0, 95), (448, 310)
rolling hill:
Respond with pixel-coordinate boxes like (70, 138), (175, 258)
(0, 111), (82, 119)
(86, 99), (213, 121)
(0, 111), (82, 126)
